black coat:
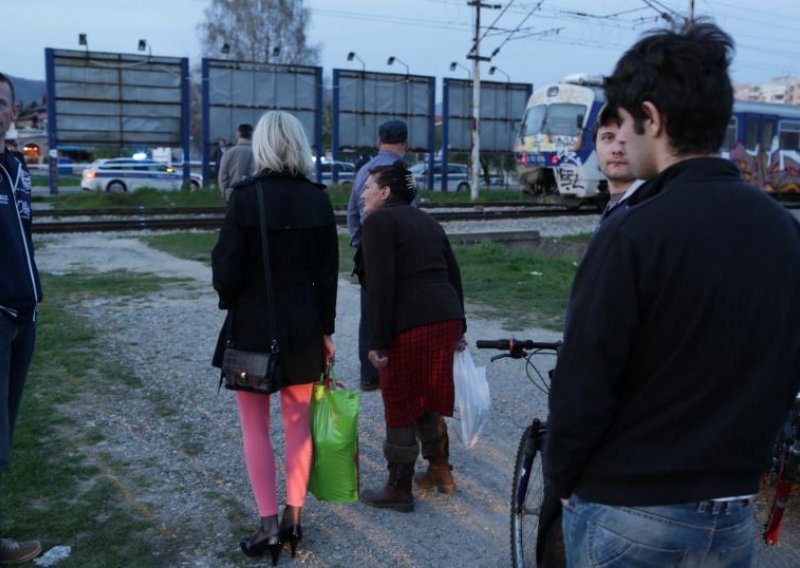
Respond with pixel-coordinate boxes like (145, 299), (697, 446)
(360, 199), (465, 350)
(211, 170), (338, 384)
(546, 157), (800, 506)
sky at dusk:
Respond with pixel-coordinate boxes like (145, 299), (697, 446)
(4, 0), (798, 90)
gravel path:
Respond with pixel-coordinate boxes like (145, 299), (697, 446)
(32, 218), (800, 567)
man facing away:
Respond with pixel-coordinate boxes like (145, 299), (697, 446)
(546, 22), (800, 567)
(347, 120), (409, 392)
(218, 123), (254, 202)
(0, 72), (43, 564)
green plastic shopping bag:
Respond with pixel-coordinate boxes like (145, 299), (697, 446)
(308, 366), (360, 502)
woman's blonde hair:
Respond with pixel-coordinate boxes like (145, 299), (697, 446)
(252, 111), (314, 177)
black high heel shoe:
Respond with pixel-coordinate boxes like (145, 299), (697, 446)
(280, 524), (303, 558)
(240, 515), (282, 566)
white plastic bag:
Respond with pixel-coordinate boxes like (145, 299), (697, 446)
(450, 349), (490, 449)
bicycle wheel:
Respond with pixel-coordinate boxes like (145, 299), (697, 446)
(510, 422), (546, 568)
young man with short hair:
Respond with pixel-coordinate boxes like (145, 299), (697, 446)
(0, 71), (43, 565)
(546, 23), (800, 566)
(593, 105), (641, 214)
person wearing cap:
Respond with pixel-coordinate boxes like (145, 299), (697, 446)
(347, 120), (410, 392)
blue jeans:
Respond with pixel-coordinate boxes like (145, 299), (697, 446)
(0, 313), (36, 473)
(562, 494), (755, 567)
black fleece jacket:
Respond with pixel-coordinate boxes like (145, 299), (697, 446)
(0, 150), (41, 321)
(546, 157), (800, 506)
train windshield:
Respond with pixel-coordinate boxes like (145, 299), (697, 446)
(521, 103), (586, 137)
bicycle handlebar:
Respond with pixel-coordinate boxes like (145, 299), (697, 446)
(475, 339), (561, 351)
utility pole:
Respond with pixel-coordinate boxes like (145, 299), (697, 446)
(688, 0), (694, 24)
(466, 1), (500, 201)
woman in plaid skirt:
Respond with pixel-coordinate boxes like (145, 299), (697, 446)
(356, 161), (466, 513)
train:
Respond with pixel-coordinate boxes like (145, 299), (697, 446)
(514, 74), (800, 208)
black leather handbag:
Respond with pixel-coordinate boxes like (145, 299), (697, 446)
(220, 187), (286, 395)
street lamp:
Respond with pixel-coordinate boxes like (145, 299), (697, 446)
(78, 33), (88, 53)
(449, 61), (471, 79)
(346, 51), (365, 72)
(221, 42), (230, 55)
(489, 66), (511, 82)
(271, 46), (281, 60)
(387, 56), (409, 75)
(138, 39), (152, 58)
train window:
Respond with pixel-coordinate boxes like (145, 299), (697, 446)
(761, 122), (775, 152)
(745, 118), (759, 151)
(778, 121), (800, 151)
(546, 104), (586, 136)
(521, 105), (547, 137)
(722, 117), (737, 150)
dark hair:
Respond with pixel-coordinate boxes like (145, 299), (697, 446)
(604, 20), (734, 155)
(0, 72), (16, 104)
(369, 161), (416, 203)
(238, 123), (253, 139)
(592, 105), (622, 145)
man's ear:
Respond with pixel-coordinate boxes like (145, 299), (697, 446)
(11, 102), (19, 123)
(641, 101), (664, 137)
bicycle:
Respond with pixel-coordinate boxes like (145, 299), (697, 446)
(475, 338), (562, 568)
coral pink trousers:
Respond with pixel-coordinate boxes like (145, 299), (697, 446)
(236, 383), (314, 516)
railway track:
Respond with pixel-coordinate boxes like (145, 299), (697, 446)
(32, 205), (597, 233)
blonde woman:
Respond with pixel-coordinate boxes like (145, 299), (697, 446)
(212, 111), (337, 564)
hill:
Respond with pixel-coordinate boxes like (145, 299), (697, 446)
(7, 75), (46, 108)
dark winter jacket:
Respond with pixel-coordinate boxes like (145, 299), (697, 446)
(0, 150), (41, 322)
(211, 170), (338, 384)
(546, 157), (800, 506)
(360, 198), (465, 350)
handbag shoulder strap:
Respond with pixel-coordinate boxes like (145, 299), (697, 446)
(256, 187), (280, 355)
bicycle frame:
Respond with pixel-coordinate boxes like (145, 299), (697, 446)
(514, 418), (547, 515)
(764, 397), (800, 545)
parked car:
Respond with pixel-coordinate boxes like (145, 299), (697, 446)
(81, 158), (202, 192)
(409, 162), (505, 192)
(318, 160), (356, 186)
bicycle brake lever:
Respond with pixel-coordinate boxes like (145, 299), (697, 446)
(490, 353), (509, 362)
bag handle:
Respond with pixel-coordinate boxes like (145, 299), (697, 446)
(256, 187), (280, 356)
(321, 364), (345, 391)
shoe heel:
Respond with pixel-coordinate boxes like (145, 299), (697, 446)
(281, 524), (302, 558)
(270, 543), (281, 566)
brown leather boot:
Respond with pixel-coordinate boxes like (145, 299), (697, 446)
(413, 457), (455, 494)
(413, 413), (456, 494)
(360, 442), (418, 513)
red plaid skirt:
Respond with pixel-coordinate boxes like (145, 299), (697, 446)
(379, 319), (462, 428)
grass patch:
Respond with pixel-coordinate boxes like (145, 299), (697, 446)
(141, 232), (218, 265)
(33, 187), (225, 209)
(141, 231), (357, 275)
(140, 231), (576, 331)
(35, 185), (527, 210)
(453, 241), (578, 331)
(3, 271), (187, 567)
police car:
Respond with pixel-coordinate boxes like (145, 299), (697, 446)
(81, 158), (203, 192)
